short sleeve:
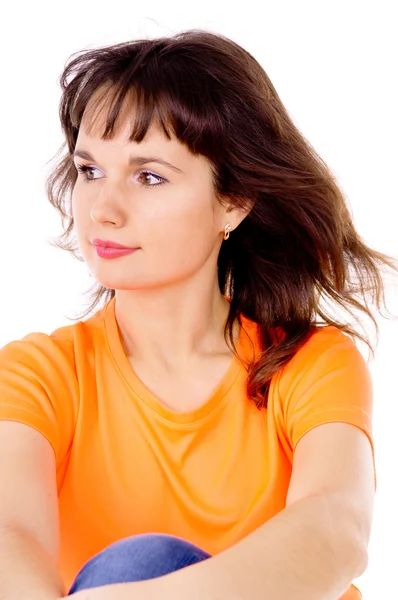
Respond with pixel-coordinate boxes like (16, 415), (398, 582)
(276, 326), (376, 489)
(0, 332), (78, 467)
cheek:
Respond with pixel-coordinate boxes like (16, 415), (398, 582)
(71, 189), (91, 247)
(71, 188), (83, 220)
(71, 202), (82, 233)
(144, 191), (216, 250)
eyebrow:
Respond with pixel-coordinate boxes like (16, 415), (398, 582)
(72, 149), (184, 174)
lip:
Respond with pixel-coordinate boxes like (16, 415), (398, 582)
(92, 238), (136, 249)
(94, 246), (138, 259)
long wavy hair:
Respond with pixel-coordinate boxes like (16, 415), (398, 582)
(45, 29), (398, 409)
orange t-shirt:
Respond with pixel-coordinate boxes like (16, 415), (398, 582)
(0, 296), (375, 598)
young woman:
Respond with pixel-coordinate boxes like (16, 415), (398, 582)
(0, 29), (396, 600)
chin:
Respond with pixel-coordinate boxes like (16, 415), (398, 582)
(92, 277), (141, 290)
(90, 272), (153, 291)
(88, 263), (177, 291)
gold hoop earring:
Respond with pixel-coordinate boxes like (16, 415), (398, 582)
(223, 223), (232, 240)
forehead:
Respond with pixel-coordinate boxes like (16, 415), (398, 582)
(79, 86), (166, 144)
(75, 84), (213, 174)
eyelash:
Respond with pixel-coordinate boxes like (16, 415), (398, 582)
(75, 164), (167, 188)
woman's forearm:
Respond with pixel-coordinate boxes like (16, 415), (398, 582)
(0, 524), (66, 600)
(165, 492), (368, 600)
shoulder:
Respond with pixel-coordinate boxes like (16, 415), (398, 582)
(0, 325), (82, 465)
(286, 324), (361, 366)
(0, 329), (78, 412)
(0, 328), (73, 366)
(0, 298), (110, 366)
(273, 325), (372, 409)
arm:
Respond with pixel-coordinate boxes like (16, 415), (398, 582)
(0, 421), (66, 600)
(68, 422), (374, 600)
(0, 524), (66, 600)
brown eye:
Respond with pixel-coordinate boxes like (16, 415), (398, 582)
(137, 170), (167, 187)
(76, 164), (101, 182)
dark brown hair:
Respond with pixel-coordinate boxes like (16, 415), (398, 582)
(45, 29), (398, 409)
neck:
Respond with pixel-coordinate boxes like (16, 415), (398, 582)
(113, 277), (236, 371)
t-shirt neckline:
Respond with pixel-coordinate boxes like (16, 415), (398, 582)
(103, 296), (251, 424)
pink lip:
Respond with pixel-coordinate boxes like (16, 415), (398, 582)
(92, 238), (136, 249)
(94, 246), (138, 259)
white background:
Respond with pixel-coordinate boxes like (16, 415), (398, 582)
(1, 1), (397, 597)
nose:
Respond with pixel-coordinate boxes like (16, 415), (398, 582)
(89, 184), (128, 226)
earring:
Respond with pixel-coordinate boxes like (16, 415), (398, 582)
(223, 223), (232, 240)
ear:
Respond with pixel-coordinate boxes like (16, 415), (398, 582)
(225, 196), (254, 230)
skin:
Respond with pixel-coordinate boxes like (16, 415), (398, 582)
(71, 92), (250, 409)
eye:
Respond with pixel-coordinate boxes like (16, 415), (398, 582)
(136, 170), (167, 188)
(75, 164), (102, 183)
(75, 164), (167, 188)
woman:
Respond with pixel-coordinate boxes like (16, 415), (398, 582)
(0, 29), (396, 600)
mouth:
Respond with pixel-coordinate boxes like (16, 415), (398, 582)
(91, 238), (137, 250)
(93, 245), (138, 259)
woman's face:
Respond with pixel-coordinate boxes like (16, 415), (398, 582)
(71, 99), (233, 293)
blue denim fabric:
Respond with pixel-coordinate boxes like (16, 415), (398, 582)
(68, 533), (212, 594)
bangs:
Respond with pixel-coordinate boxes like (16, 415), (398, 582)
(69, 60), (227, 161)
(78, 83), (174, 143)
